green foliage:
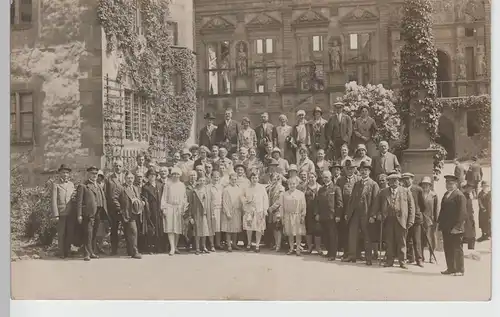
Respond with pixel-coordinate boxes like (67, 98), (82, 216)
(97, 0), (196, 158)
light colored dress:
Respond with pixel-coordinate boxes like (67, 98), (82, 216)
(353, 116), (377, 157)
(236, 176), (250, 189)
(275, 124), (293, 163)
(160, 181), (188, 234)
(280, 189), (307, 236)
(210, 184), (224, 233)
(221, 185), (243, 233)
(241, 184), (269, 232)
(191, 187), (212, 237)
(353, 156), (372, 168)
(238, 127), (257, 150)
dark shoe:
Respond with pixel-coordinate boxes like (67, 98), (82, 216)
(227, 246), (232, 253)
(84, 257), (91, 261)
(168, 253), (173, 256)
(255, 247), (260, 253)
(400, 263), (408, 269)
(286, 249), (294, 255)
(328, 257), (335, 261)
(131, 254), (142, 259)
(384, 262), (394, 267)
(246, 246), (252, 252)
(416, 261), (424, 268)
(111, 250), (118, 256)
(233, 245), (241, 251)
(441, 270), (454, 275)
(366, 260), (373, 266)
(341, 258), (356, 263)
(195, 250), (200, 255)
(90, 254), (99, 259)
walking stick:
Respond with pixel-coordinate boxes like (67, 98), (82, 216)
(422, 227), (438, 264)
(378, 217), (384, 266)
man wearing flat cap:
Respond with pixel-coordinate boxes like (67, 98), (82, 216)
(308, 106), (328, 161)
(76, 166), (108, 261)
(325, 101), (352, 160)
(375, 173), (415, 269)
(438, 175), (467, 276)
(51, 164), (76, 258)
(199, 113), (218, 149)
(401, 172), (427, 267)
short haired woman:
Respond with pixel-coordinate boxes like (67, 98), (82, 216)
(242, 172), (269, 252)
(280, 177), (307, 255)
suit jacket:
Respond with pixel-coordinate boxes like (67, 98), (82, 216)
(105, 173), (125, 218)
(454, 164), (466, 183)
(371, 152), (400, 178)
(438, 189), (467, 234)
(345, 177), (380, 221)
(51, 180), (75, 217)
(326, 113), (353, 144)
(141, 182), (162, 234)
(409, 184), (426, 225)
(216, 120), (239, 150)
(255, 123), (276, 148)
(317, 181), (343, 221)
(115, 185), (143, 223)
(199, 124), (217, 149)
(76, 180), (107, 219)
(376, 186), (415, 229)
(290, 123), (311, 148)
(466, 162), (483, 182)
(308, 118), (328, 150)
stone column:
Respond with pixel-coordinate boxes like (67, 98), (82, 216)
(401, 90), (438, 182)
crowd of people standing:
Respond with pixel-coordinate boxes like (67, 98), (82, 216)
(51, 103), (490, 277)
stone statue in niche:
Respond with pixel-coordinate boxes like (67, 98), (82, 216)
(455, 45), (466, 79)
(392, 49), (401, 79)
(476, 45), (486, 76)
(329, 39), (342, 72)
(236, 41), (248, 76)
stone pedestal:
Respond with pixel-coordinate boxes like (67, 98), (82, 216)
(235, 76), (249, 91)
(328, 71), (345, 86)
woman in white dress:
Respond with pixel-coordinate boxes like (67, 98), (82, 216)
(242, 172), (269, 252)
(160, 167), (189, 256)
(274, 114), (294, 163)
(190, 174), (212, 255)
(222, 173), (243, 252)
(280, 177), (307, 255)
(238, 117), (257, 150)
(209, 171), (224, 250)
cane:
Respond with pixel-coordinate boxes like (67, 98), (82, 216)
(378, 216), (384, 266)
(422, 227), (438, 264)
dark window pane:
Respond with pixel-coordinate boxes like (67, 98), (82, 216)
(20, 93), (32, 112)
(20, 113), (33, 140)
(11, 94), (16, 113)
(467, 110), (480, 136)
(11, 2), (15, 25)
(465, 47), (475, 80)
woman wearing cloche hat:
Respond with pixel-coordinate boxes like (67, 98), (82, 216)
(419, 176), (439, 263)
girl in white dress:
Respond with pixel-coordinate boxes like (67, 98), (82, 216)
(210, 171), (224, 250)
(242, 172), (269, 252)
(280, 177), (307, 255)
(221, 173), (243, 251)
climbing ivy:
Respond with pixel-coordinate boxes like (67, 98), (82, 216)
(97, 0), (196, 159)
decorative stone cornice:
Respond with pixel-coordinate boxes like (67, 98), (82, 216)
(291, 9), (330, 27)
(246, 12), (282, 29)
(339, 7), (379, 25)
(200, 16), (236, 34)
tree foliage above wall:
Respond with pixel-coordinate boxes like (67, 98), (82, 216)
(97, 0), (196, 159)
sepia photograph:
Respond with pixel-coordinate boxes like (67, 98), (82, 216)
(9, 0), (492, 302)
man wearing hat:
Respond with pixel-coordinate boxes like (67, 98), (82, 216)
(255, 112), (276, 161)
(375, 173), (415, 269)
(336, 159), (359, 257)
(290, 110), (311, 164)
(371, 140), (400, 180)
(438, 175), (467, 276)
(216, 108), (239, 155)
(462, 182), (477, 252)
(309, 106), (328, 161)
(199, 113), (217, 149)
(259, 158), (279, 185)
(465, 156), (483, 199)
(104, 160), (125, 256)
(401, 172), (426, 267)
(51, 164), (76, 258)
(477, 180), (491, 242)
(325, 101), (352, 160)
(76, 166), (108, 261)
(343, 161), (379, 265)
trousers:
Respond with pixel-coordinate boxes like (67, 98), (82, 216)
(347, 213), (372, 260)
(123, 219), (139, 256)
(442, 232), (464, 273)
(57, 215), (74, 257)
(407, 223), (423, 262)
(321, 220), (338, 258)
(83, 208), (102, 258)
(384, 216), (407, 264)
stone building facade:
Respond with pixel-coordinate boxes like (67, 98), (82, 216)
(10, 0), (194, 184)
(194, 0), (490, 159)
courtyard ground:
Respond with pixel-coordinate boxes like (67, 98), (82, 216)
(10, 163), (492, 300)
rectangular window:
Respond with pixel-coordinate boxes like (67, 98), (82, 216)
(465, 27), (475, 37)
(11, 0), (33, 25)
(10, 92), (34, 143)
(256, 39), (264, 54)
(349, 34), (358, 50)
(167, 21), (179, 45)
(467, 110), (480, 136)
(265, 38), (273, 53)
(133, 94), (141, 137)
(124, 90), (149, 141)
(254, 67), (279, 93)
(312, 35), (323, 52)
(124, 91), (132, 140)
(207, 41), (231, 95)
(465, 46), (475, 80)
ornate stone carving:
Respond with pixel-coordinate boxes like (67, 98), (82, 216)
(293, 10), (329, 25)
(476, 44), (487, 76)
(387, 6), (403, 27)
(247, 13), (282, 27)
(235, 41), (248, 76)
(341, 8), (378, 23)
(455, 44), (466, 80)
(431, 1), (456, 24)
(202, 16), (235, 30)
(392, 48), (401, 80)
(328, 38), (342, 72)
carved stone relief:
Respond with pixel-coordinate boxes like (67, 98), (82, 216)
(476, 44), (487, 76)
(455, 44), (466, 80)
(235, 41), (248, 76)
(328, 37), (342, 72)
(392, 47), (401, 80)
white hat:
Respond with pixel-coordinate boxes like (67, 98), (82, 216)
(296, 110), (306, 116)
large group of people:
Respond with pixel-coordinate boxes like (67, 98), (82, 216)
(51, 104), (490, 278)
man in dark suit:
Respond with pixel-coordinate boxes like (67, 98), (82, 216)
(466, 156), (483, 198)
(317, 170), (343, 261)
(255, 112), (276, 161)
(375, 173), (415, 269)
(216, 108), (239, 155)
(371, 140), (400, 179)
(453, 158), (466, 186)
(104, 160), (125, 255)
(401, 172), (426, 267)
(326, 101), (352, 160)
(343, 161), (379, 265)
(199, 113), (218, 149)
(76, 166), (108, 261)
(113, 171), (144, 259)
(438, 175), (467, 276)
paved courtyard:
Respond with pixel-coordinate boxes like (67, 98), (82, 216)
(10, 163), (492, 300)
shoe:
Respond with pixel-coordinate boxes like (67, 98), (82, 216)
(255, 247), (260, 253)
(233, 245), (241, 251)
(90, 254), (99, 259)
(83, 256), (91, 261)
(441, 270), (454, 275)
(168, 253), (174, 256)
(429, 259), (434, 264)
(175, 249), (181, 254)
(416, 261), (424, 268)
(453, 272), (464, 276)
(400, 263), (408, 269)
(366, 260), (372, 266)
(286, 250), (294, 255)
(131, 254), (142, 259)
(384, 262), (394, 267)
(227, 246), (232, 253)
(295, 249), (301, 256)
(202, 248), (210, 254)
(111, 250), (118, 256)
(246, 246), (251, 252)
(210, 247), (216, 252)
(341, 258), (356, 263)
(328, 257), (335, 261)
(195, 250), (200, 255)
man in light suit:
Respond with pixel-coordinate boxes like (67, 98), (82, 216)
(342, 161), (379, 265)
(216, 108), (239, 155)
(51, 164), (76, 258)
(375, 173), (415, 269)
(76, 166), (108, 261)
(326, 101), (352, 160)
(371, 140), (400, 179)
(255, 112), (276, 161)
(104, 160), (125, 255)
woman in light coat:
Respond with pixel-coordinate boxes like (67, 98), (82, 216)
(221, 173), (243, 252)
(242, 172), (269, 252)
(209, 171), (224, 250)
(281, 177), (307, 255)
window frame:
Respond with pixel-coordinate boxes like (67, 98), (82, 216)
(123, 89), (150, 142)
(252, 66), (279, 94)
(312, 35), (324, 52)
(206, 40), (232, 96)
(10, 0), (33, 29)
(10, 91), (35, 144)
(256, 38), (274, 55)
(167, 21), (179, 45)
